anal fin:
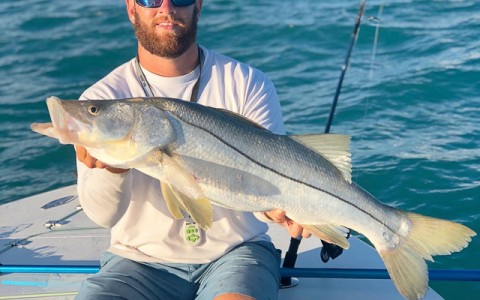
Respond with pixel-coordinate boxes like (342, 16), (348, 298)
(303, 224), (350, 249)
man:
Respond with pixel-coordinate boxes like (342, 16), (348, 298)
(76, 0), (309, 299)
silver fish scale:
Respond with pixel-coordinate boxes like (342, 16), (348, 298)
(142, 97), (400, 235)
(33, 96), (476, 300)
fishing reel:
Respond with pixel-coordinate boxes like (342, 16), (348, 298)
(320, 230), (351, 263)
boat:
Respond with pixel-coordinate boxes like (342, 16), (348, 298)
(3, 3), (477, 299)
(1, 185), (447, 299)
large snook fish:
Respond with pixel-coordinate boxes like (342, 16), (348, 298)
(32, 96), (475, 300)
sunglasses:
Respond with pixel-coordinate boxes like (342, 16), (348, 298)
(135, 0), (196, 8)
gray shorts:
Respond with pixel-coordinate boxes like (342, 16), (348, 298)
(76, 241), (281, 300)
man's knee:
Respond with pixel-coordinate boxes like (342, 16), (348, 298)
(214, 293), (256, 300)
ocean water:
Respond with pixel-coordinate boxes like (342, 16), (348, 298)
(1, 0), (479, 299)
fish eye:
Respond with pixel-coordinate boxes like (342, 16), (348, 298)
(88, 105), (100, 115)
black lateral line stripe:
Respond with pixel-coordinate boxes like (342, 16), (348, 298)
(176, 113), (395, 234)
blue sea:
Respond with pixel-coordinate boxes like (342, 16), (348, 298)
(1, 0), (478, 298)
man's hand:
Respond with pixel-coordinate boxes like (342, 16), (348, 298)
(264, 209), (311, 239)
(75, 145), (129, 174)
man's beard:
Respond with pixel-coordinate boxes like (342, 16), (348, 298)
(133, 8), (198, 58)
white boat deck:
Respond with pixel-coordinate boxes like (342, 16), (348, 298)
(0, 186), (443, 299)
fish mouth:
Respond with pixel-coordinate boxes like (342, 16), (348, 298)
(46, 97), (93, 145)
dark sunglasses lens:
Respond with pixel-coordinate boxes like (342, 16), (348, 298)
(136, 0), (195, 8)
(136, 0), (162, 8)
(172, 0), (196, 6)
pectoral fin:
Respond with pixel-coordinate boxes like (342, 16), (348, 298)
(160, 181), (213, 230)
(161, 154), (213, 230)
(160, 181), (184, 220)
(291, 134), (352, 183)
(140, 151), (213, 230)
(302, 224), (350, 249)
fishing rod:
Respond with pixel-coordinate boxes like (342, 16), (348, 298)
(1, 265), (479, 282)
(281, 0), (366, 287)
(324, 0), (366, 134)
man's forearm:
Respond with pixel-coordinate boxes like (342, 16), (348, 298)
(77, 161), (133, 228)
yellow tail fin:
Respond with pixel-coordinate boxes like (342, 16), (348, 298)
(378, 212), (476, 300)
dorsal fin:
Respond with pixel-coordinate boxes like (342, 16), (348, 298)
(214, 108), (267, 130)
(292, 134), (352, 183)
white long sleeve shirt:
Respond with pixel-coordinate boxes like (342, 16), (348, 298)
(77, 46), (285, 263)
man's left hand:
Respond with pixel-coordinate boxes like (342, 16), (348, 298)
(264, 209), (311, 239)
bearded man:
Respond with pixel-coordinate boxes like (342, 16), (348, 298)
(75, 1), (308, 299)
